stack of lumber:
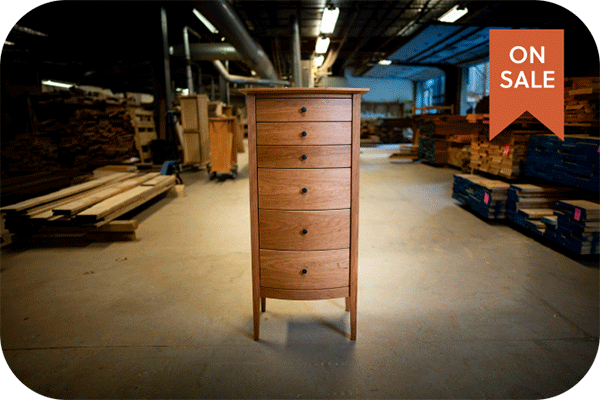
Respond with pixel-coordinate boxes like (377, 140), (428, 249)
(418, 116), (478, 166)
(524, 134), (600, 192)
(389, 144), (418, 160)
(452, 174), (510, 219)
(470, 128), (533, 179)
(1, 170), (89, 206)
(506, 183), (582, 235)
(128, 107), (157, 163)
(466, 113), (489, 124)
(564, 77), (599, 126)
(0, 171), (176, 244)
(542, 200), (599, 255)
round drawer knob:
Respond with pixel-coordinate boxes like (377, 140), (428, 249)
(301, 154), (307, 160)
(301, 107), (307, 112)
(301, 187), (308, 193)
(301, 131), (307, 137)
(302, 229), (308, 234)
(301, 269), (308, 274)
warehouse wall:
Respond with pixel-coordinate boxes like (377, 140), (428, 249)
(321, 74), (413, 103)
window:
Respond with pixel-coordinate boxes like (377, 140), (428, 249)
(466, 61), (489, 113)
(415, 75), (445, 114)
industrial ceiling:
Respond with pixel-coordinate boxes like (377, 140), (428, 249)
(1, 1), (598, 94)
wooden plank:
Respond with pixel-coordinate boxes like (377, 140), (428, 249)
(258, 209), (350, 251)
(260, 249), (349, 290)
(76, 175), (176, 222)
(350, 92), (361, 340)
(209, 118), (235, 173)
(256, 122), (351, 145)
(256, 98), (352, 122)
(52, 173), (160, 216)
(257, 145), (351, 169)
(519, 209), (556, 219)
(1, 172), (134, 213)
(257, 168), (350, 210)
(260, 286), (349, 300)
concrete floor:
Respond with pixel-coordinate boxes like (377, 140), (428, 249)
(1, 144), (598, 399)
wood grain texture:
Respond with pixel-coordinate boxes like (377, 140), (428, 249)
(209, 117), (236, 173)
(260, 286), (349, 300)
(256, 98), (352, 122)
(257, 145), (351, 169)
(260, 249), (349, 290)
(259, 209), (350, 250)
(246, 95), (261, 341)
(258, 168), (350, 210)
(256, 122), (351, 145)
(239, 88), (369, 96)
(180, 96), (199, 131)
(350, 93), (362, 340)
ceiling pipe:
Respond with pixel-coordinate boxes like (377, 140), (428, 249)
(212, 60), (290, 86)
(172, 42), (243, 61)
(183, 26), (195, 94)
(291, 14), (302, 87)
(196, 0), (282, 81)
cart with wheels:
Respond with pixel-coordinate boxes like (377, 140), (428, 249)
(207, 116), (238, 180)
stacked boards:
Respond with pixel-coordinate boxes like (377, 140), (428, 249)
(418, 116), (477, 166)
(564, 77), (599, 125)
(470, 130), (531, 179)
(543, 200), (599, 255)
(452, 174), (510, 219)
(525, 135), (600, 192)
(1, 172), (176, 244)
(506, 183), (581, 235)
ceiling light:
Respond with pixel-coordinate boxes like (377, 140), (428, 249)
(315, 37), (330, 54)
(193, 8), (219, 34)
(319, 7), (340, 34)
(4, 41), (14, 45)
(438, 5), (468, 23)
(315, 55), (325, 67)
(378, 59), (392, 65)
(41, 80), (74, 89)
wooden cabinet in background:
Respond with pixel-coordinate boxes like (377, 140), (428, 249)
(240, 87), (368, 341)
(179, 94), (210, 167)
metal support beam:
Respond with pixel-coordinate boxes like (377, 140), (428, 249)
(291, 14), (302, 87)
(183, 27), (195, 94)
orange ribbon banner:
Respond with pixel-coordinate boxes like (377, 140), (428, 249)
(489, 29), (564, 140)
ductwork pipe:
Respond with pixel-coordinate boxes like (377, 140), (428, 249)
(196, 0), (281, 81)
(291, 15), (302, 87)
(212, 60), (290, 86)
(173, 42), (243, 61)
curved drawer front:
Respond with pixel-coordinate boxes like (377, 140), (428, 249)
(256, 98), (352, 122)
(260, 249), (350, 290)
(256, 122), (351, 145)
(257, 145), (351, 169)
(259, 209), (350, 250)
(258, 168), (350, 210)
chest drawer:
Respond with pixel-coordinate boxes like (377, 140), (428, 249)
(256, 98), (352, 122)
(259, 209), (350, 250)
(256, 122), (351, 145)
(258, 168), (350, 210)
(257, 145), (351, 169)
(260, 249), (349, 290)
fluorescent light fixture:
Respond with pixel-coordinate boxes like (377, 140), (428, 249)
(193, 8), (219, 34)
(319, 7), (340, 34)
(4, 41), (14, 45)
(378, 59), (392, 65)
(438, 5), (468, 23)
(42, 80), (74, 89)
(315, 55), (325, 67)
(315, 37), (330, 54)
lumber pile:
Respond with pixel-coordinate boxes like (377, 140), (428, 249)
(564, 77), (599, 126)
(466, 113), (489, 124)
(470, 128), (533, 179)
(418, 116), (478, 166)
(0, 171), (176, 245)
(524, 134), (600, 192)
(128, 108), (157, 163)
(389, 144), (418, 160)
(452, 174), (510, 219)
(506, 183), (582, 235)
(542, 200), (600, 255)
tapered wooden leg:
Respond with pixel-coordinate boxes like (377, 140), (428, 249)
(253, 293), (260, 340)
(345, 297), (350, 311)
(349, 295), (357, 340)
(261, 297), (266, 312)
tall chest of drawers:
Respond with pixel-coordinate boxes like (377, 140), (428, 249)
(240, 88), (368, 340)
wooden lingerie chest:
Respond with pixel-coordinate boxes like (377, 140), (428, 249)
(240, 87), (368, 340)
